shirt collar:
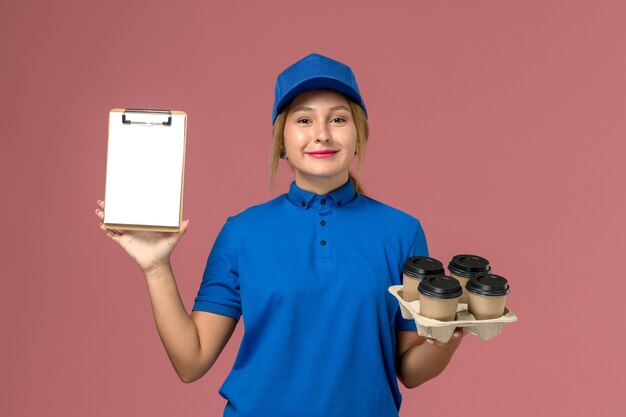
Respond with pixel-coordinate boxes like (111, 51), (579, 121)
(287, 178), (357, 210)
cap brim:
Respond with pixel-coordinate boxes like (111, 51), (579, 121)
(274, 76), (367, 121)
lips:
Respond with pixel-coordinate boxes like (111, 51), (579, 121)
(307, 150), (338, 158)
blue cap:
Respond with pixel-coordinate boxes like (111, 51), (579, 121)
(272, 53), (368, 124)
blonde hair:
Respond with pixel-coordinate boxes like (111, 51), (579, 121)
(269, 97), (369, 195)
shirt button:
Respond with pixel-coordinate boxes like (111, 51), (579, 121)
(301, 202), (306, 207)
(320, 199), (326, 205)
(320, 240), (326, 246)
(320, 220), (326, 226)
(337, 201), (342, 207)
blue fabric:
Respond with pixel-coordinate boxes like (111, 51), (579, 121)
(272, 53), (368, 123)
(193, 179), (428, 417)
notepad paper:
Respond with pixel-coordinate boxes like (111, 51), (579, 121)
(104, 109), (186, 230)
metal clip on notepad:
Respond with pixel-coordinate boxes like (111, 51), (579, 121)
(121, 109), (172, 126)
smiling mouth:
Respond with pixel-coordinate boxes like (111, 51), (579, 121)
(307, 150), (338, 158)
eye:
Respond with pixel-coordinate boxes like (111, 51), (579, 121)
(297, 118), (312, 124)
(331, 117), (347, 123)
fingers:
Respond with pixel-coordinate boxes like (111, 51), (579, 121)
(99, 222), (122, 242)
(95, 200), (105, 221)
(96, 200), (123, 241)
(425, 328), (465, 346)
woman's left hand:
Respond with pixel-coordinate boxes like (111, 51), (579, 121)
(424, 328), (465, 349)
(397, 327), (466, 388)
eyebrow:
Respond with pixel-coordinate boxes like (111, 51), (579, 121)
(291, 105), (351, 113)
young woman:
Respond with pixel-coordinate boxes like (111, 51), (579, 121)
(95, 53), (464, 417)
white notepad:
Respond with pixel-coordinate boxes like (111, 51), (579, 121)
(103, 109), (187, 232)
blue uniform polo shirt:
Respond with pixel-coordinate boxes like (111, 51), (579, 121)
(193, 179), (428, 417)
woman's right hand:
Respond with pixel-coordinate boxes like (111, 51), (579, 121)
(95, 200), (190, 273)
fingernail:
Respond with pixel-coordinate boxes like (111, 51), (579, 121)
(95, 209), (100, 214)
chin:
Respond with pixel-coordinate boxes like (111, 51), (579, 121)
(304, 171), (350, 182)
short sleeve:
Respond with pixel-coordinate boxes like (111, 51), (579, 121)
(408, 219), (429, 258)
(192, 219), (242, 320)
(395, 219), (428, 332)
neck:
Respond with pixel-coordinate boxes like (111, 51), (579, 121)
(295, 171), (349, 195)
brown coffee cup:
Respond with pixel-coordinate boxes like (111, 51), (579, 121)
(402, 256), (445, 301)
(418, 276), (462, 321)
(448, 254), (491, 304)
(466, 274), (510, 320)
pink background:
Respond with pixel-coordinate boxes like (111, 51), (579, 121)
(2, 1), (625, 416)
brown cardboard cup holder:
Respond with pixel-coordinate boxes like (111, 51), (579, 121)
(389, 285), (517, 343)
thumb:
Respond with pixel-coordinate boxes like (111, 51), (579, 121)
(179, 219), (190, 235)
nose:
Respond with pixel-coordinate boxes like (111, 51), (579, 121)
(315, 123), (331, 143)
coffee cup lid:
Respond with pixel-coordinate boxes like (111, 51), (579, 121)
(448, 254), (491, 277)
(466, 274), (510, 296)
(403, 256), (445, 278)
(418, 276), (462, 299)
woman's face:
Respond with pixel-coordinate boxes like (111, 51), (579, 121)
(283, 89), (357, 188)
